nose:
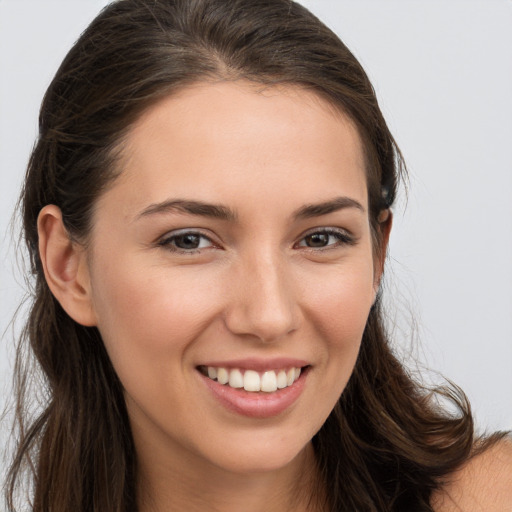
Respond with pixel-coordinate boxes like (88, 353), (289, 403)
(223, 250), (300, 343)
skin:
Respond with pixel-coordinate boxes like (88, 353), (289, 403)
(431, 438), (512, 512)
(39, 81), (386, 511)
(37, 81), (512, 511)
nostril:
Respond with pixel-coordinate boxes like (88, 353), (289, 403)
(223, 303), (299, 343)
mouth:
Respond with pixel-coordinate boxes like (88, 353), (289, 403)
(198, 365), (305, 393)
(196, 362), (310, 418)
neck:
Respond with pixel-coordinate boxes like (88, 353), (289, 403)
(137, 442), (326, 512)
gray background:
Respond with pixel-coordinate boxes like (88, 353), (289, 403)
(1, 0), (511, 471)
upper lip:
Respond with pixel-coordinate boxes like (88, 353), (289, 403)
(197, 357), (310, 372)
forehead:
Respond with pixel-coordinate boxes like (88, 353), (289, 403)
(101, 81), (368, 218)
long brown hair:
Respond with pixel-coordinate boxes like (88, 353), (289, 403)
(5, 1), (497, 510)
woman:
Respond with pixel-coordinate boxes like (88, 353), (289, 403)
(5, 0), (511, 511)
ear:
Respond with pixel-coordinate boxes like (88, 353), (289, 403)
(37, 205), (97, 326)
(373, 209), (393, 294)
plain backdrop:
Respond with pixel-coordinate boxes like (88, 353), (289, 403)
(1, 0), (511, 464)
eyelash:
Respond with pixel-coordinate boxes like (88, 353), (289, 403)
(157, 228), (356, 254)
(157, 230), (216, 254)
(294, 228), (356, 251)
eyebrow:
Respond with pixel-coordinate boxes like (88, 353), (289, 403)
(136, 199), (237, 221)
(135, 196), (364, 222)
(293, 196), (365, 219)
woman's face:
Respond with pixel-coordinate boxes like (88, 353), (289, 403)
(85, 81), (380, 477)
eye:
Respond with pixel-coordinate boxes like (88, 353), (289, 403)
(296, 228), (355, 249)
(158, 230), (215, 253)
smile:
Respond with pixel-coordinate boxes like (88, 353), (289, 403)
(199, 366), (303, 393)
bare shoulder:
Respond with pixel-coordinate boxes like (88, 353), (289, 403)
(431, 437), (512, 512)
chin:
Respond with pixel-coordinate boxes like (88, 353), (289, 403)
(200, 431), (314, 476)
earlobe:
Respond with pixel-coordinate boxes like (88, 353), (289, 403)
(37, 205), (97, 327)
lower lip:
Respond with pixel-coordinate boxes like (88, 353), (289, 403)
(199, 368), (309, 419)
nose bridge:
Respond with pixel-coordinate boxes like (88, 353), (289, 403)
(225, 245), (299, 342)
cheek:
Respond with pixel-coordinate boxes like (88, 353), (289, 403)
(89, 254), (223, 373)
(302, 259), (375, 398)
(305, 260), (375, 345)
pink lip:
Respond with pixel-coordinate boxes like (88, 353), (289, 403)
(198, 357), (309, 372)
(198, 365), (309, 419)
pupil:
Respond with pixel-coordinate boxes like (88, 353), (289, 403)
(176, 234), (200, 249)
(306, 233), (329, 247)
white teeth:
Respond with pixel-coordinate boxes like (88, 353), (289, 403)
(204, 365), (304, 393)
(229, 369), (244, 388)
(244, 370), (261, 392)
(276, 370), (287, 389)
(261, 371), (278, 392)
(217, 367), (229, 385)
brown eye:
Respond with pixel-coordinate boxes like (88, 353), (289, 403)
(304, 233), (330, 247)
(159, 231), (214, 252)
(297, 229), (355, 250)
(173, 234), (201, 249)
